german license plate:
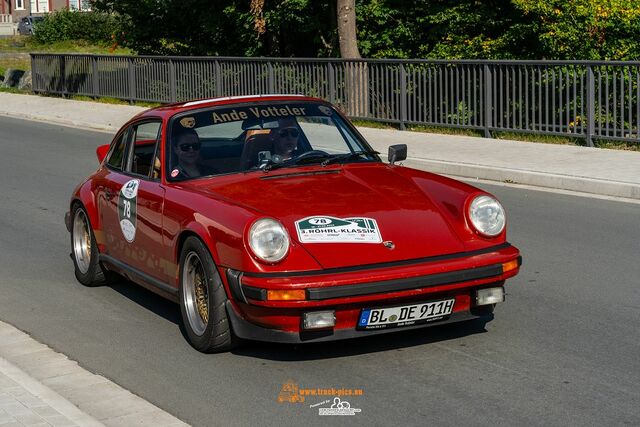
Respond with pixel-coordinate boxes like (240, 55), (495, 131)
(357, 299), (455, 330)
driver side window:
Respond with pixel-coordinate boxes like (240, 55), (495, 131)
(124, 121), (162, 180)
(105, 132), (127, 170)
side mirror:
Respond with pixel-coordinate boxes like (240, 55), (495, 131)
(388, 144), (407, 165)
(96, 144), (110, 164)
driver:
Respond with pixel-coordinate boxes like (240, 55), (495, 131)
(171, 128), (216, 179)
(270, 118), (301, 161)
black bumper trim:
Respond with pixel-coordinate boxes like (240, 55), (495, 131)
(241, 263), (504, 302)
(226, 269), (247, 303)
(241, 284), (267, 301)
(242, 242), (512, 278)
(307, 263), (503, 300)
(225, 301), (491, 344)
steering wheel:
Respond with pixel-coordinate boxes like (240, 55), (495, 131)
(295, 150), (330, 160)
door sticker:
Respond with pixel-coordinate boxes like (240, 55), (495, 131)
(118, 179), (139, 243)
(295, 216), (382, 244)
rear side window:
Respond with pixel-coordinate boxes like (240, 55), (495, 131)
(106, 132), (127, 170)
(126, 121), (162, 178)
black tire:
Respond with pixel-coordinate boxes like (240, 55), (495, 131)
(70, 204), (113, 287)
(178, 236), (238, 353)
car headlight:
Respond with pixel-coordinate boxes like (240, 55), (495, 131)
(468, 195), (506, 237)
(248, 218), (290, 263)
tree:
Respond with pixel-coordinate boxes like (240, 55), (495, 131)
(337, 0), (360, 58)
(337, 0), (367, 117)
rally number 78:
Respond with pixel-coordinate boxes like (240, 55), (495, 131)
(123, 200), (131, 218)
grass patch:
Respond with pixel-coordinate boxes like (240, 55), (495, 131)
(69, 95), (161, 108)
(0, 57), (31, 76)
(1, 36), (132, 74)
(351, 119), (396, 130)
(0, 86), (28, 94)
(408, 124), (483, 137)
(493, 131), (582, 146)
(0, 35), (132, 55)
(594, 139), (640, 151)
(353, 120), (639, 151)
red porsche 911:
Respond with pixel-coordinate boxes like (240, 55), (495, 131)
(65, 95), (521, 353)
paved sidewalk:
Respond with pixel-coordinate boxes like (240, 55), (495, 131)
(1, 92), (638, 199)
(0, 321), (187, 427)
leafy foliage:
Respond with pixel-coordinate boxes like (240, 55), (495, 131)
(91, 0), (335, 56)
(513, 0), (640, 60)
(32, 9), (122, 46)
(87, 0), (640, 60)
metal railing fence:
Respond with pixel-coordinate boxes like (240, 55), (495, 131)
(30, 53), (640, 146)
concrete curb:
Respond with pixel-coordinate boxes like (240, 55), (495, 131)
(0, 111), (118, 133)
(0, 357), (104, 426)
(0, 321), (188, 427)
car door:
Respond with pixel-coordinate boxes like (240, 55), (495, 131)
(100, 119), (170, 284)
(99, 127), (130, 253)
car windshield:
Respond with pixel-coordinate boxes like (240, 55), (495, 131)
(167, 101), (378, 181)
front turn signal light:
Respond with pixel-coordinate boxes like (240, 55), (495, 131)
(502, 259), (519, 273)
(267, 289), (306, 301)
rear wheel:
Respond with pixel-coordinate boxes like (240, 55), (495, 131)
(70, 204), (113, 287)
(179, 236), (238, 353)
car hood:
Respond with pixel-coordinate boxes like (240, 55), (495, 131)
(192, 164), (467, 269)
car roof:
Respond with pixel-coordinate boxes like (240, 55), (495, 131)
(134, 94), (330, 120)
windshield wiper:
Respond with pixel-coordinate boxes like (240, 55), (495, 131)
(263, 153), (332, 172)
(320, 150), (379, 167)
(261, 151), (376, 172)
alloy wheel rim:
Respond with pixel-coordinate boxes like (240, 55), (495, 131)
(183, 252), (209, 336)
(72, 210), (92, 274)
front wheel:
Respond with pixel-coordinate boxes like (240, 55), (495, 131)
(179, 236), (238, 353)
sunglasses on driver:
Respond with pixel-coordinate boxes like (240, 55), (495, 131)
(277, 128), (300, 138)
(178, 142), (201, 152)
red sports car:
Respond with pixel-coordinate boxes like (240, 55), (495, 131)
(65, 95), (521, 353)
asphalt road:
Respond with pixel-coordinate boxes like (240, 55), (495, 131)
(0, 116), (638, 427)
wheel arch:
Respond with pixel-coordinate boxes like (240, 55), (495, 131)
(70, 183), (101, 234)
(175, 222), (222, 268)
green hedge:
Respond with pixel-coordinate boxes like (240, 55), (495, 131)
(33, 10), (121, 46)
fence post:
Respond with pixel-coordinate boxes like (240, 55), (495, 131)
(127, 57), (135, 104)
(328, 62), (335, 104)
(483, 63), (493, 138)
(169, 59), (177, 103)
(29, 54), (36, 93)
(399, 63), (407, 130)
(215, 60), (222, 96)
(92, 55), (99, 99)
(58, 55), (66, 98)
(268, 62), (275, 93)
(585, 64), (595, 147)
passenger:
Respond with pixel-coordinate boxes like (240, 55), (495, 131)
(270, 118), (301, 161)
(170, 129), (216, 179)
